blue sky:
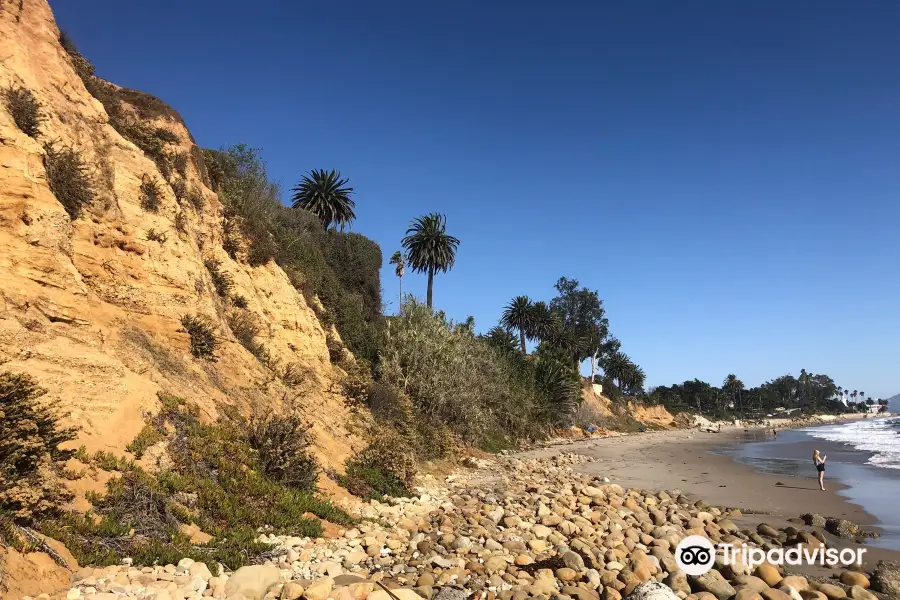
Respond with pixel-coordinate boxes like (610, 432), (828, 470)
(52, 1), (900, 397)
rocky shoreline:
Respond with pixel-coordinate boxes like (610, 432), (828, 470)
(57, 453), (900, 600)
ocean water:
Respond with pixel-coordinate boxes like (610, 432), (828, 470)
(722, 419), (900, 550)
(801, 417), (900, 470)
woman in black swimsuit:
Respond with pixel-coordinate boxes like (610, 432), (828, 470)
(814, 449), (827, 491)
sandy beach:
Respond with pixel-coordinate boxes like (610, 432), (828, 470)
(521, 426), (900, 576)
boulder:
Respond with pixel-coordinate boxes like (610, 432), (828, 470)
(781, 576), (809, 592)
(847, 586), (876, 600)
(624, 582), (679, 600)
(754, 564), (783, 587)
(760, 590), (793, 600)
(223, 565), (281, 600)
(813, 584), (846, 600)
(690, 569), (735, 600)
(734, 592), (763, 600)
(304, 578), (335, 600)
(839, 572), (869, 589)
(871, 561), (900, 597)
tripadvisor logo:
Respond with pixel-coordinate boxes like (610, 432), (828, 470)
(675, 535), (866, 576)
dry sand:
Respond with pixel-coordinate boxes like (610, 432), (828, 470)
(520, 427), (900, 575)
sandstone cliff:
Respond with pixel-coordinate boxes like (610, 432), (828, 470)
(0, 0), (359, 479)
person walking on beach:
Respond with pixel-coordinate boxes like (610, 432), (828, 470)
(814, 449), (827, 491)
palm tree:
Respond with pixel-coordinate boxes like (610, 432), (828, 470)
(529, 301), (560, 343)
(483, 326), (519, 355)
(401, 213), (460, 309)
(500, 296), (534, 354)
(604, 351), (632, 391)
(389, 251), (405, 309)
(291, 169), (355, 231)
(852, 390), (858, 403)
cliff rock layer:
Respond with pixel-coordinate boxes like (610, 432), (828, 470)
(0, 0), (358, 473)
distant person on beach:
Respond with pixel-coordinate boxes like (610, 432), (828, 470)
(814, 449), (827, 490)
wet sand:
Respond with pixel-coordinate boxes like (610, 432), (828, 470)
(521, 427), (900, 575)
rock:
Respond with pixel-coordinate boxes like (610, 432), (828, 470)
(189, 562), (214, 580)
(760, 590), (793, 600)
(431, 587), (468, 600)
(416, 574), (435, 587)
(813, 584), (846, 600)
(825, 519), (860, 539)
(368, 590), (425, 600)
(777, 586), (803, 600)
(67, 590), (81, 600)
(484, 556), (509, 573)
(847, 586), (876, 600)
(781, 577), (809, 592)
(281, 583), (304, 600)
(839, 573), (869, 589)
(303, 578), (335, 600)
(801, 514), (827, 528)
(798, 592), (826, 600)
(624, 582), (679, 600)
(754, 564), (783, 588)
(871, 561), (900, 597)
(734, 592), (763, 600)
(664, 572), (690, 595)
(690, 570), (736, 600)
(556, 568), (578, 582)
(733, 576), (769, 593)
(561, 551), (585, 571)
(757, 524), (780, 538)
(224, 566), (281, 600)
(532, 525), (553, 539)
(562, 587), (600, 600)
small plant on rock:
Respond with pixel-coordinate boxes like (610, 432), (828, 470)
(140, 177), (163, 212)
(43, 143), (94, 219)
(180, 314), (217, 359)
(230, 294), (248, 309)
(247, 412), (319, 492)
(146, 228), (167, 243)
(204, 259), (233, 298)
(3, 86), (43, 138)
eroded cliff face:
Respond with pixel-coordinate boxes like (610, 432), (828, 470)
(0, 0), (359, 474)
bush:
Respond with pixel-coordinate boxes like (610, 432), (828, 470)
(42, 395), (351, 570)
(174, 210), (188, 235)
(281, 362), (312, 388)
(180, 314), (217, 359)
(326, 333), (344, 364)
(380, 299), (541, 442)
(43, 143), (94, 219)
(340, 432), (415, 500)
(204, 259), (232, 297)
(340, 359), (372, 405)
(187, 188), (204, 211)
(0, 372), (76, 522)
(230, 294), (248, 309)
(125, 424), (165, 459)
(3, 86), (43, 138)
(247, 413), (318, 492)
(171, 179), (187, 203)
(139, 177), (163, 212)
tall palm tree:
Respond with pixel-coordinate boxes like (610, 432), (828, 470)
(500, 296), (534, 354)
(604, 351), (632, 391)
(291, 169), (355, 231)
(852, 390), (858, 403)
(389, 251), (405, 309)
(402, 213), (460, 309)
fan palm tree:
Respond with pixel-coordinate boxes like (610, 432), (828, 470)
(401, 213), (460, 309)
(290, 169), (355, 231)
(500, 296), (534, 354)
(852, 390), (858, 403)
(529, 301), (559, 343)
(389, 251), (405, 309)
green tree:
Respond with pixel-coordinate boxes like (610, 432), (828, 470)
(389, 251), (405, 309)
(723, 374), (745, 416)
(500, 296), (535, 354)
(291, 169), (355, 231)
(603, 351), (632, 392)
(483, 326), (519, 355)
(401, 213), (460, 309)
(549, 277), (609, 370)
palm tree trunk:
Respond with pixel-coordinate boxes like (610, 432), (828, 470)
(519, 330), (527, 355)
(398, 276), (403, 310)
(426, 268), (434, 309)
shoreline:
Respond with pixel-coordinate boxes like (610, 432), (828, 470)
(519, 424), (900, 575)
